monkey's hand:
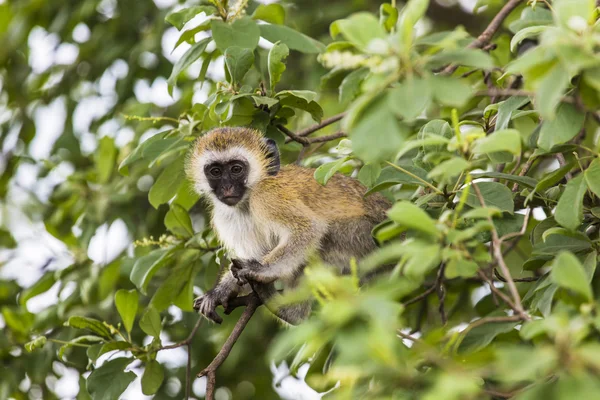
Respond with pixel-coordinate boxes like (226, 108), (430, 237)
(231, 259), (271, 285)
(193, 288), (236, 324)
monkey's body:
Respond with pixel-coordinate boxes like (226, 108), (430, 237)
(187, 127), (390, 324)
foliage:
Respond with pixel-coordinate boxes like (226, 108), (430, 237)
(2, 0), (600, 399)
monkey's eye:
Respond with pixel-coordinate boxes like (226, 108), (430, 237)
(230, 164), (244, 175)
(209, 167), (222, 177)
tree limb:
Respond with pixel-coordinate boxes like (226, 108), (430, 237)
(442, 0), (524, 75)
(198, 293), (262, 400)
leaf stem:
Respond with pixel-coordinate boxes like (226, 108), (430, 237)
(385, 162), (444, 195)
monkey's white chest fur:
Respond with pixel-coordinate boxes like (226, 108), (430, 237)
(211, 202), (275, 260)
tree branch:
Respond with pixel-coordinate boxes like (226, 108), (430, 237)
(282, 113), (346, 144)
(471, 182), (529, 321)
(198, 293), (262, 400)
(442, 0), (524, 75)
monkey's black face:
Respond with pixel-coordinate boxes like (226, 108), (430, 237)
(204, 159), (249, 206)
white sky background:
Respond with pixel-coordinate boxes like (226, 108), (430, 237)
(0, 0), (482, 398)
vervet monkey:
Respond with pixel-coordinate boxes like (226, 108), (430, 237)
(186, 127), (390, 324)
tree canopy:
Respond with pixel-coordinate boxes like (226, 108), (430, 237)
(2, 0), (600, 399)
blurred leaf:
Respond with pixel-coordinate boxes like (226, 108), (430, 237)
(165, 6), (216, 30)
(472, 129), (521, 155)
(550, 251), (593, 301)
(95, 136), (117, 184)
(139, 308), (161, 338)
(314, 157), (350, 185)
(115, 289), (138, 335)
(430, 76), (473, 107)
(428, 48), (495, 70)
(584, 158), (600, 198)
(148, 159), (185, 209)
(130, 249), (172, 295)
(389, 77), (431, 122)
(538, 104), (585, 150)
(164, 203), (194, 237)
(211, 17), (260, 51)
(252, 3), (285, 25)
(461, 182), (514, 213)
(86, 358), (135, 400)
(331, 12), (386, 51)
(24, 336), (47, 352)
(224, 47), (254, 86)
(555, 175), (586, 231)
(66, 316), (112, 340)
(141, 360), (164, 395)
(167, 37), (211, 92)
(387, 201), (438, 238)
(380, 3), (399, 32)
(259, 24), (325, 53)
(268, 42), (289, 91)
(459, 320), (517, 352)
(339, 68), (368, 105)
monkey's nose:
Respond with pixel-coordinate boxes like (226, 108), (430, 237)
(222, 186), (235, 197)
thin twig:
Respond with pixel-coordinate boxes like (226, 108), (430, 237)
(385, 162), (444, 195)
(277, 124), (309, 145)
(435, 263), (447, 325)
(397, 330), (423, 344)
(442, 0), (523, 75)
(307, 131), (347, 143)
(499, 208), (531, 242)
(186, 344), (192, 400)
(199, 294), (261, 400)
(471, 182), (529, 320)
(404, 285), (436, 306)
(297, 113), (345, 138)
(512, 157), (534, 192)
(159, 318), (203, 351)
(477, 269), (519, 312)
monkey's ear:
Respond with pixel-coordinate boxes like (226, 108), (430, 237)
(264, 138), (280, 176)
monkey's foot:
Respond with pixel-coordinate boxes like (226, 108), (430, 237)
(193, 292), (223, 324)
(231, 259), (264, 285)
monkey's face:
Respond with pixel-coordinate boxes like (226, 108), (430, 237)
(204, 159), (249, 206)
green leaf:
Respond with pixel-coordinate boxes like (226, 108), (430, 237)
(462, 182), (514, 213)
(387, 201), (438, 238)
(276, 91), (323, 122)
(118, 131), (175, 175)
(25, 336), (47, 352)
(87, 341), (132, 362)
(533, 233), (592, 255)
(211, 17), (260, 51)
(252, 3), (285, 25)
(164, 203), (194, 238)
(141, 360), (164, 395)
(58, 336), (104, 362)
(428, 157), (469, 183)
(165, 6), (216, 30)
(538, 103), (585, 150)
(86, 358), (136, 400)
(357, 163), (382, 187)
(470, 172), (537, 188)
(472, 129), (521, 155)
(95, 136), (116, 184)
(349, 94), (407, 163)
(268, 42), (289, 91)
(148, 158), (185, 208)
(66, 316), (113, 340)
(20, 271), (56, 305)
(510, 26), (547, 53)
(115, 289), (138, 335)
(130, 249), (171, 295)
(428, 48), (495, 70)
(555, 175), (587, 231)
(167, 37), (211, 92)
(330, 12), (386, 51)
(584, 158), (600, 198)
(553, 0), (595, 29)
(380, 3), (399, 32)
(445, 258), (479, 279)
(365, 164), (431, 196)
(224, 47), (254, 86)
(314, 157), (350, 185)
(388, 77), (431, 122)
(150, 251), (196, 311)
(459, 320), (518, 353)
(550, 251), (593, 301)
(495, 96), (530, 131)
(139, 308), (161, 338)
(536, 63), (570, 120)
(430, 76), (473, 107)
(397, 0), (430, 51)
(259, 24), (324, 54)
(339, 68), (368, 105)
